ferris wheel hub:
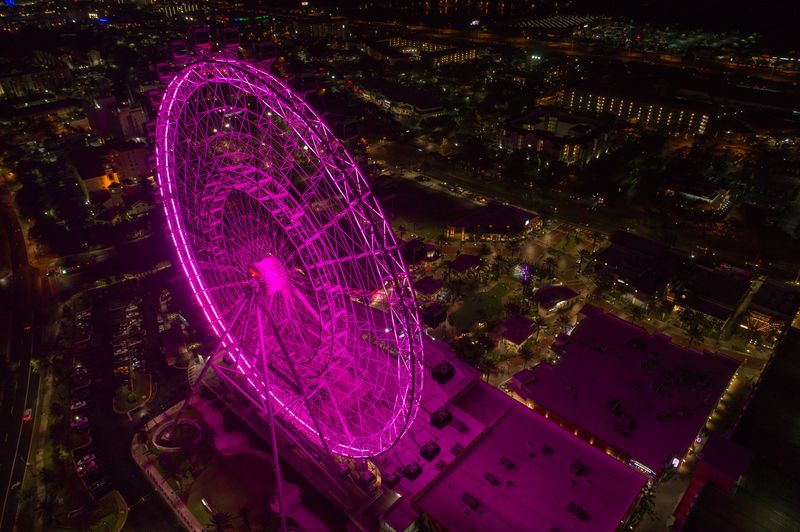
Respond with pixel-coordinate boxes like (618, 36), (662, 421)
(249, 256), (289, 296)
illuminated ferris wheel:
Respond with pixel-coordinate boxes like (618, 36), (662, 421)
(155, 59), (425, 458)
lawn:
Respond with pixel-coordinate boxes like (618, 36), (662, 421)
(449, 282), (512, 330)
(112, 373), (151, 413)
(551, 232), (579, 253)
(186, 453), (277, 529)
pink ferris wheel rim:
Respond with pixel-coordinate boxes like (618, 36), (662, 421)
(155, 58), (424, 457)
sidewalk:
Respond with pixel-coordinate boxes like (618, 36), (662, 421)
(130, 403), (203, 532)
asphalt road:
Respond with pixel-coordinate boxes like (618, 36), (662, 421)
(0, 199), (43, 531)
(349, 18), (799, 84)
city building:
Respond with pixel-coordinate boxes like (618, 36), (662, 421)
(741, 280), (800, 346)
(560, 86), (711, 135)
(292, 15), (348, 41)
(71, 140), (150, 196)
(673, 434), (752, 527)
(426, 47), (477, 67)
(374, 334), (647, 532)
(118, 105), (148, 139)
(498, 314), (536, 347)
(386, 37), (451, 53)
(594, 231), (688, 306)
(413, 276), (443, 302)
(532, 284), (580, 316)
(352, 78), (445, 120)
(71, 153), (119, 197)
(400, 238), (437, 265)
(663, 178), (731, 213)
(0, 64), (73, 99)
(508, 305), (740, 479)
(677, 332), (800, 530)
(445, 202), (539, 242)
(669, 264), (752, 328)
(447, 253), (482, 276)
(499, 109), (609, 164)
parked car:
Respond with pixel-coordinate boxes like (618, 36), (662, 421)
(76, 461), (97, 476)
(90, 478), (110, 492)
(70, 400), (87, 412)
(22, 408), (32, 423)
(71, 416), (89, 429)
(76, 453), (95, 466)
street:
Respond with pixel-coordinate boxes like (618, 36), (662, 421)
(0, 198), (44, 531)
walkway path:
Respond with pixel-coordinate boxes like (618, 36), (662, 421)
(130, 403), (203, 532)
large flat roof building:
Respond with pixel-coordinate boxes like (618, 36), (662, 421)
(373, 331), (647, 532)
(594, 231), (688, 305)
(416, 386), (646, 532)
(509, 305), (739, 478)
(445, 202), (539, 242)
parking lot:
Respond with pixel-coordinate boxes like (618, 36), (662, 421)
(60, 274), (189, 530)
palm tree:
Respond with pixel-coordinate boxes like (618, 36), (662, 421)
(681, 309), (705, 348)
(397, 225), (407, 240)
(556, 313), (571, 333)
(210, 512), (233, 531)
(37, 495), (56, 527)
(629, 305), (646, 324)
(542, 257), (557, 277)
(577, 249), (592, 272)
(479, 355), (499, 383)
(520, 345), (535, 368)
(506, 239), (522, 259)
(590, 231), (603, 250)
(237, 507), (252, 531)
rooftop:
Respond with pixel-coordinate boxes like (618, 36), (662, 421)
(595, 231), (688, 297)
(376, 317), (647, 532)
(500, 315), (536, 346)
(505, 108), (605, 143)
(449, 254), (481, 273)
(533, 284), (580, 310)
(748, 279), (800, 321)
(679, 264), (752, 321)
(415, 384), (646, 532)
(357, 77), (444, 111)
(510, 306), (739, 474)
(699, 434), (752, 481)
(450, 201), (537, 236)
(414, 276), (443, 297)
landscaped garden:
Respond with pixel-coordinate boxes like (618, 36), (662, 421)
(449, 281), (512, 330)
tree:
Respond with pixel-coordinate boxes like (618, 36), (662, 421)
(542, 257), (557, 277)
(505, 239), (522, 259)
(577, 249), (592, 272)
(556, 313), (571, 333)
(479, 354), (499, 383)
(681, 309), (706, 348)
(590, 231), (603, 250)
(210, 512), (233, 531)
(237, 507), (252, 531)
(629, 305), (646, 324)
(520, 344), (536, 368)
(36, 495), (57, 527)
(593, 272), (614, 299)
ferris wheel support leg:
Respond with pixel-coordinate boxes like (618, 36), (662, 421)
(173, 293), (251, 425)
(171, 337), (226, 425)
(256, 303), (288, 532)
(261, 305), (334, 459)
